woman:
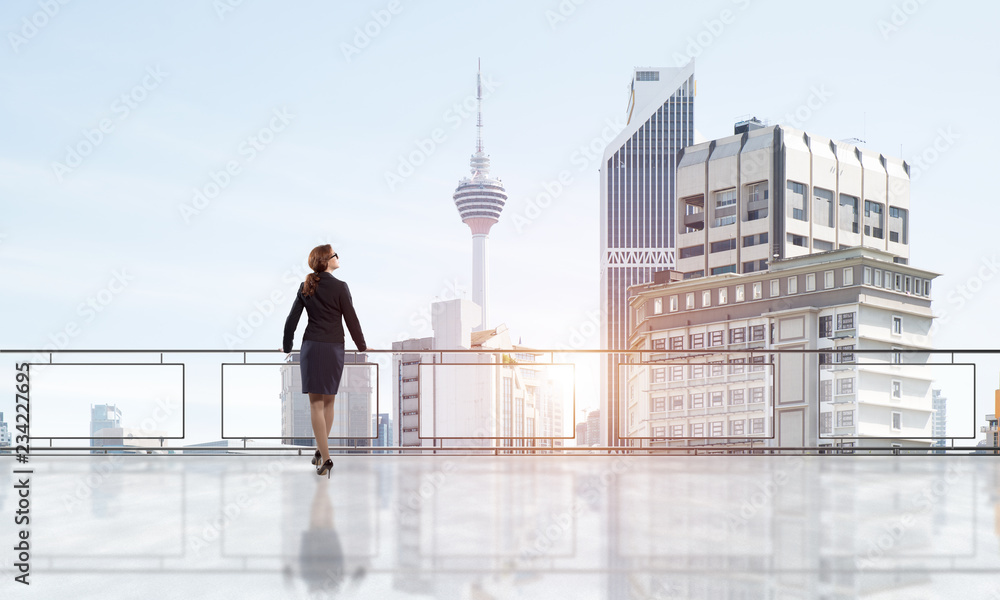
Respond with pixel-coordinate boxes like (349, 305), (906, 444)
(282, 244), (367, 478)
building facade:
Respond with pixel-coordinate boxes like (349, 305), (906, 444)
(600, 62), (696, 447)
(90, 404), (122, 449)
(0, 412), (10, 447)
(626, 247), (937, 449)
(675, 123), (910, 278)
(931, 389), (947, 451)
(393, 299), (565, 449)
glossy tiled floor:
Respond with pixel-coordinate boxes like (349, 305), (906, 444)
(2, 454), (1000, 599)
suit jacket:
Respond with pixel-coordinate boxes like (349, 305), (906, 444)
(282, 272), (366, 353)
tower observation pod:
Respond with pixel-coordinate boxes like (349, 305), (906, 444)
(453, 60), (507, 332)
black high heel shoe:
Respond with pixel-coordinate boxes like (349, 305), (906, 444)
(311, 450), (321, 466)
(317, 458), (333, 478)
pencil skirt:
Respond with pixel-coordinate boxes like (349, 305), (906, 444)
(299, 340), (345, 395)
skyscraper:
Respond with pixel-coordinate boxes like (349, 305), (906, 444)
(0, 412), (10, 447)
(932, 389), (947, 451)
(90, 404), (122, 449)
(600, 62), (696, 446)
(453, 61), (508, 332)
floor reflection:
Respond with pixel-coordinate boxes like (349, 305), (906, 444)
(2, 455), (1000, 599)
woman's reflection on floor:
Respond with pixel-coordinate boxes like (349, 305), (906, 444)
(284, 479), (353, 597)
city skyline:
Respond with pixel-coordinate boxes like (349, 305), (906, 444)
(2, 1), (998, 446)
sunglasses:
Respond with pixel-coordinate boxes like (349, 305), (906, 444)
(328, 253), (338, 260)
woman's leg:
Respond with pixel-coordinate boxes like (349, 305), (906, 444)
(309, 393), (329, 462)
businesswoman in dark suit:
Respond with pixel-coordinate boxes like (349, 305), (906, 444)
(283, 244), (367, 478)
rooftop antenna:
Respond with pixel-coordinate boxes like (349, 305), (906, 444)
(476, 57), (483, 154)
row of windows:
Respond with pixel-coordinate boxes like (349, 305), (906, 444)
(650, 326), (767, 350)
(649, 418), (767, 438)
(863, 266), (931, 297)
(650, 387), (767, 411)
(648, 357), (768, 381)
(819, 410), (856, 432)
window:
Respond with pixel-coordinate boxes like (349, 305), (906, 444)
(892, 348), (902, 364)
(894, 273), (902, 291)
(730, 420), (745, 435)
(670, 424), (684, 437)
(813, 239), (833, 252)
(923, 280), (931, 296)
(789, 234), (808, 247)
(787, 181), (808, 221)
(743, 232), (768, 247)
(805, 273), (816, 291)
(904, 276), (912, 294)
(702, 290), (711, 307)
(839, 194), (859, 233)
(729, 389), (745, 405)
(683, 195), (706, 232)
(651, 396), (666, 411)
(669, 366), (684, 381)
(636, 70), (659, 81)
(813, 187), (834, 227)
(750, 418), (765, 434)
(889, 206), (908, 244)
(837, 345), (855, 363)
(651, 368), (666, 383)
(750, 356), (766, 372)
(685, 293), (695, 310)
(837, 410), (854, 427)
(709, 330), (724, 347)
(752, 282), (762, 300)
(746, 181), (769, 221)
(824, 270), (834, 289)
(714, 189), (738, 227)
(821, 380), (832, 403)
(770, 279), (780, 297)
(690, 333), (705, 349)
(652, 338), (666, 350)
(788, 276), (798, 294)
(709, 361), (724, 377)
(653, 298), (663, 315)
(690, 423), (704, 436)
(669, 295), (678, 312)
(819, 315), (833, 338)
(750, 387), (765, 403)
(710, 421), (724, 437)
(891, 411), (902, 430)
(844, 268), (854, 286)
(863, 267), (871, 285)
(710, 391), (724, 407)
(837, 378), (854, 394)
(743, 259), (768, 273)
(891, 315), (902, 336)
(669, 336), (683, 350)
(689, 393), (705, 409)
(670, 395), (684, 410)
(836, 312), (855, 330)
(718, 287), (728, 305)
(711, 239), (737, 253)
(891, 380), (901, 399)
(735, 285), (745, 302)
(711, 265), (736, 275)
(729, 327), (746, 344)
(651, 426), (666, 439)
(750, 325), (766, 342)
(874, 270), (882, 288)
(864, 200), (884, 238)
(821, 412), (832, 434)
(729, 358), (745, 375)
(689, 364), (705, 379)
(679, 244), (705, 259)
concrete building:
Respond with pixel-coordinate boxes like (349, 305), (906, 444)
(600, 62), (697, 447)
(393, 298), (565, 449)
(0, 412), (10, 447)
(931, 389), (947, 451)
(675, 122), (910, 278)
(90, 404), (122, 450)
(626, 247), (937, 449)
(575, 421), (588, 447)
(586, 409), (601, 447)
(280, 352), (373, 448)
(453, 63), (507, 333)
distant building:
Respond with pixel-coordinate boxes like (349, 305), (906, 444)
(374, 413), (393, 453)
(0, 412), (10, 447)
(575, 421), (588, 447)
(626, 246), (937, 450)
(280, 352), (373, 449)
(931, 389), (947, 452)
(586, 409), (600, 447)
(393, 298), (565, 450)
(90, 404), (122, 451)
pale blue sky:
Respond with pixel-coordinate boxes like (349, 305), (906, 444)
(2, 0), (998, 444)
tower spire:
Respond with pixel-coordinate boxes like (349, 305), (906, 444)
(476, 57), (483, 154)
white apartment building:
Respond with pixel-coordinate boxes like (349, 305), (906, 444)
(626, 247), (937, 450)
(280, 352), (372, 448)
(393, 299), (565, 449)
(676, 122), (910, 278)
